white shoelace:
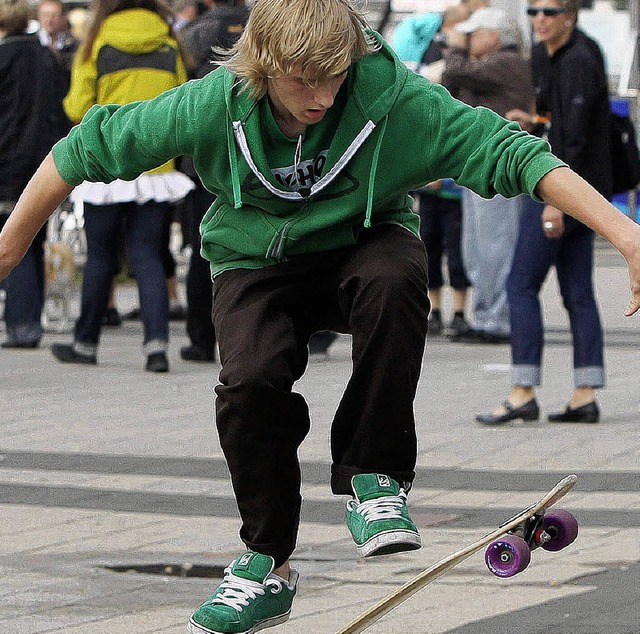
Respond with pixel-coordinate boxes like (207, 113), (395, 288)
(211, 568), (284, 613)
(350, 492), (408, 522)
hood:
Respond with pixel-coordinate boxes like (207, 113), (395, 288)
(222, 32), (409, 226)
(100, 9), (172, 54)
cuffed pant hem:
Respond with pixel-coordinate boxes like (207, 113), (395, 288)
(511, 365), (541, 387)
(144, 339), (168, 355)
(73, 341), (98, 356)
(575, 366), (605, 389)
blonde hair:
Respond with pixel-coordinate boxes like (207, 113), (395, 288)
(219, 0), (379, 99)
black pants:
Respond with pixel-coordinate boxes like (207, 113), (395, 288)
(213, 224), (430, 566)
(185, 184), (216, 353)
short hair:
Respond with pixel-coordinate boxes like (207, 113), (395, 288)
(0, 0), (30, 34)
(557, 0), (581, 12)
(219, 0), (380, 99)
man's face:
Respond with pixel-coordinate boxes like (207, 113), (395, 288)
(37, 1), (64, 35)
(528, 1), (573, 48)
(266, 64), (348, 136)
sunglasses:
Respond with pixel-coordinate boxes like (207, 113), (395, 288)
(527, 7), (567, 16)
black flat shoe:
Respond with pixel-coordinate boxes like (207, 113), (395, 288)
(548, 401), (600, 423)
(476, 398), (539, 425)
(51, 343), (97, 365)
(146, 351), (169, 373)
(2, 340), (39, 349)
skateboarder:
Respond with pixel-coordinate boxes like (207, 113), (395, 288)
(1, 0), (640, 632)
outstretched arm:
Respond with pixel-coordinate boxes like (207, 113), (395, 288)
(0, 153), (73, 281)
(536, 166), (640, 316)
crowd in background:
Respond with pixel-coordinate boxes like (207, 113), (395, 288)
(1, 0), (637, 425)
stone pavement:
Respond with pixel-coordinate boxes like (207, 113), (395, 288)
(1, 239), (639, 634)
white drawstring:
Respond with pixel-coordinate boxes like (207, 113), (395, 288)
(348, 491), (408, 522)
(212, 567), (283, 612)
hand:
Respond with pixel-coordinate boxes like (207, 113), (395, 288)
(624, 240), (640, 316)
(542, 205), (564, 239)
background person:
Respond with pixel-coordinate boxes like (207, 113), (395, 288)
(479, 0), (612, 424)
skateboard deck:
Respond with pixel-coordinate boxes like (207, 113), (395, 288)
(336, 474), (578, 634)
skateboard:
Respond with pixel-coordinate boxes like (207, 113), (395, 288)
(336, 474), (579, 634)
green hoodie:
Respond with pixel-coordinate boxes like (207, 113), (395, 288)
(52, 35), (564, 276)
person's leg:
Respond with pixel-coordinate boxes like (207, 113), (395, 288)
(419, 192), (444, 334)
(548, 220), (603, 423)
(464, 194), (521, 336)
(441, 196), (470, 336)
(183, 185), (217, 361)
(126, 201), (170, 364)
(476, 198), (556, 424)
(213, 263), (314, 567)
(53, 203), (120, 362)
(2, 219), (46, 347)
(328, 225), (430, 492)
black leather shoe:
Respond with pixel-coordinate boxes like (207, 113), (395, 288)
(146, 352), (169, 373)
(456, 329), (510, 344)
(180, 345), (216, 362)
(2, 340), (39, 349)
(476, 398), (539, 425)
(548, 401), (599, 423)
(51, 343), (97, 365)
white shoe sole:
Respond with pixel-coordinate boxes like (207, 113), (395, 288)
(357, 530), (422, 557)
(187, 610), (291, 634)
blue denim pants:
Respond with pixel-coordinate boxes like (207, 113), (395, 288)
(74, 201), (170, 354)
(0, 210), (45, 345)
(506, 197), (604, 388)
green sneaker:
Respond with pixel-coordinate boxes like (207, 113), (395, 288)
(187, 552), (298, 634)
(346, 473), (422, 557)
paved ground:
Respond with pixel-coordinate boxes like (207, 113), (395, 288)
(1, 239), (639, 634)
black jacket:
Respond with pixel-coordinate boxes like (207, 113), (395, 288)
(0, 34), (71, 200)
(531, 28), (612, 198)
(180, 4), (250, 79)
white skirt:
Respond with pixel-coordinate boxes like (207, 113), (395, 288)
(70, 171), (195, 205)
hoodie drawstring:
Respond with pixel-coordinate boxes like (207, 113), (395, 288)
(227, 116), (242, 208)
(365, 115), (388, 229)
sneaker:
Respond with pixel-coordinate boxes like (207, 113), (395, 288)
(187, 552), (298, 634)
(444, 315), (470, 338)
(146, 351), (169, 373)
(346, 473), (422, 557)
(51, 343), (97, 365)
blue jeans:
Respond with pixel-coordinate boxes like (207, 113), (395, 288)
(507, 197), (604, 388)
(0, 211), (45, 344)
(74, 201), (170, 354)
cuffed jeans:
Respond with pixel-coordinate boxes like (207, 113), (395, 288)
(507, 197), (604, 388)
(212, 225), (430, 566)
(75, 201), (170, 354)
(0, 209), (45, 345)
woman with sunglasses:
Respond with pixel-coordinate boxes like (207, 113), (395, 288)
(478, 0), (612, 425)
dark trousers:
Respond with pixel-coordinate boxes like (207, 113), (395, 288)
(418, 192), (470, 290)
(185, 184), (216, 353)
(212, 225), (430, 566)
(76, 201), (170, 349)
(0, 213), (45, 344)
(507, 197), (604, 387)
